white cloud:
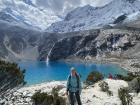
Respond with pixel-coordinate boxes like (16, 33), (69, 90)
(0, 0), (113, 16)
(35, 0), (113, 16)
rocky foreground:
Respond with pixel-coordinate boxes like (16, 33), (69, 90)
(0, 79), (140, 105)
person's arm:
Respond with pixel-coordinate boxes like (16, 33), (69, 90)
(66, 75), (70, 94)
(79, 75), (82, 94)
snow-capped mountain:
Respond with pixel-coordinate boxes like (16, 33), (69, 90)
(47, 0), (140, 33)
(122, 11), (140, 28)
(0, 0), (61, 30)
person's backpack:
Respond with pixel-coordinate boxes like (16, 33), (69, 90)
(68, 74), (80, 89)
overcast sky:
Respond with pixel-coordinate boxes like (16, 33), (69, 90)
(34, 0), (113, 15)
(2, 0), (140, 16)
(0, 0), (114, 16)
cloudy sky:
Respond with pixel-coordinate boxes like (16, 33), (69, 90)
(0, 0), (113, 16)
(34, 0), (113, 15)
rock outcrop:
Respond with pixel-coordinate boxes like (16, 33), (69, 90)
(0, 21), (41, 61)
(38, 29), (99, 61)
(48, 29), (140, 61)
(0, 20), (140, 62)
(48, 34), (98, 61)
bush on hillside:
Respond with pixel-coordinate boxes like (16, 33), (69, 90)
(116, 72), (140, 94)
(0, 60), (26, 93)
(31, 87), (67, 105)
(131, 63), (140, 68)
(129, 77), (140, 94)
(31, 91), (53, 105)
(137, 77), (140, 93)
(99, 81), (113, 96)
(115, 72), (139, 81)
(86, 71), (104, 85)
(118, 87), (133, 105)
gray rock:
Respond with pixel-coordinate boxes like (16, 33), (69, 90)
(48, 29), (140, 61)
(48, 34), (98, 61)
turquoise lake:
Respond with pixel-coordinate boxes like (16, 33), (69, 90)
(19, 61), (127, 85)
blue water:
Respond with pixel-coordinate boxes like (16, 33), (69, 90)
(19, 61), (127, 85)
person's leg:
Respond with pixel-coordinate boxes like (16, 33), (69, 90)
(69, 92), (74, 105)
(75, 91), (82, 105)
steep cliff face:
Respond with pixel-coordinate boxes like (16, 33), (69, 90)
(0, 21), (41, 61)
(0, 20), (140, 62)
(48, 34), (98, 61)
(38, 33), (59, 61)
(38, 29), (99, 61)
(47, 29), (140, 61)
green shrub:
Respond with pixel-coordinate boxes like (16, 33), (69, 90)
(130, 63), (140, 68)
(137, 77), (140, 93)
(118, 87), (133, 105)
(31, 88), (67, 105)
(99, 81), (113, 96)
(129, 77), (140, 94)
(116, 72), (139, 81)
(31, 91), (53, 105)
(86, 71), (104, 85)
(0, 60), (26, 93)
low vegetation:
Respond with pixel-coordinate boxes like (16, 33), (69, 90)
(118, 87), (133, 105)
(0, 60), (26, 93)
(99, 81), (113, 96)
(136, 77), (140, 93)
(128, 77), (140, 94)
(31, 87), (67, 105)
(116, 72), (140, 94)
(131, 63), (140, 68)
(116, 72), (139, 81)
(86, 71), (104, 85)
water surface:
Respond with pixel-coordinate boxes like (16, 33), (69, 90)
(19, 61), (127, 85)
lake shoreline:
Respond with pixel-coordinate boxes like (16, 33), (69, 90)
(65, 56), (140, 73)
(19, 59), (128, 85)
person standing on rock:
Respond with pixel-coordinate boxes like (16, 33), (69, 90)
(66, 67), (82, 105)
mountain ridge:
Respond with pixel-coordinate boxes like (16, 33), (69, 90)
(0, 0), (61, 30)
(46, 0), (140, 33)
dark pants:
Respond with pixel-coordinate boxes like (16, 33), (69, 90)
(69, 91), (82, 105)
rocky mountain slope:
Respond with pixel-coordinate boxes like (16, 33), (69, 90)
(47, 0), (140, 33)
(0, 20), (99, 62)
(0, 20), (42, 61)
(121, 11), (140, 28)
(47, 29), (140, 61)
(0, 19), (140, 64)
(0, 0), (140, 64)
(0, 0), (61, 30)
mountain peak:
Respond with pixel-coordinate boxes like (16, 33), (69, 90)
(47, 0), (140, 33)
(65, 5), (95, 21)
(0, 0), (61, 30)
